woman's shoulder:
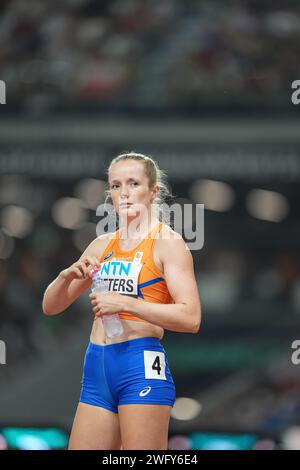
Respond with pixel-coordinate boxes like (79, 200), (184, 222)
(155, 224), (187, 251)
(82, 231), (118, 258)
(96, 231), (118, 242)
(154, 224), (191, 266)
(157, 223), (183, 241)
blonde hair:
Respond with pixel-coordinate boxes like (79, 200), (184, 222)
(105, 152), (174, 224)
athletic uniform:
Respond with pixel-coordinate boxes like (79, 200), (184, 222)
(79, 222), (176, 413)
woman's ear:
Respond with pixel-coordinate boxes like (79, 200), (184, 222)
(151, 185), (160, 202)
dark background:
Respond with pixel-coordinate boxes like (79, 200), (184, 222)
(0, 0), (300, 451)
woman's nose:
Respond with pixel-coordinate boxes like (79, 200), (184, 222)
(120, 186), (129, 198)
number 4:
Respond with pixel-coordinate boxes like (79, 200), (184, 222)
(144, 351), (166, 380)
(152, 356), (161, 375)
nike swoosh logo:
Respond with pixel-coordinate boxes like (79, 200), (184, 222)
(139, 387), (152, 397)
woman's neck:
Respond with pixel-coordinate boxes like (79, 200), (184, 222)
(119, 216), (159, 240)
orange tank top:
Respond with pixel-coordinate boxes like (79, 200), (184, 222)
(98, 222), (173, 323)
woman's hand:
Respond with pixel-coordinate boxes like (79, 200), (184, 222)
(60, 256), (101, 282)
(89, 292), (127, 319)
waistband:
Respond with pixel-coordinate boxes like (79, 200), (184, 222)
(88, 336), (163, 352)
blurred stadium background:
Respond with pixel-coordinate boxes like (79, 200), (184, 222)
(1, 0), (300, 451)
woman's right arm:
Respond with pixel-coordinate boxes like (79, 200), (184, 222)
(42, 234), (110, 316)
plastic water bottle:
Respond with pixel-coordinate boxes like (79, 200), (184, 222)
(90, 267), (124, 338)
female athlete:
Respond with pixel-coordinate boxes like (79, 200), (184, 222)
(42, 152), (201, 450)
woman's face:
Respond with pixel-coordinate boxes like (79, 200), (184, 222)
(108, 160), (158, 220)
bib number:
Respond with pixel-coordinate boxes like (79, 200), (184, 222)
(98, 257), (143, 296)
(144, 351), (166, 380)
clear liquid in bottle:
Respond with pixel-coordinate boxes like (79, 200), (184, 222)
(90, 268), (124, 338)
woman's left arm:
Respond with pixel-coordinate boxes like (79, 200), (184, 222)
(124, 235), (201, 333)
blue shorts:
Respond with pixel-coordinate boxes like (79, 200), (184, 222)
(79, 337), (176, 413)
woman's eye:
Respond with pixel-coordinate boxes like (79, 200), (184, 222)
(110, 182), (138, 189)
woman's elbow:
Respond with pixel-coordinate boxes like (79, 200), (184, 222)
(42, 290), (53, 315)
(42, 306), (63, 316)
(42, 302), (54, 316)
(190, 321), (200, 334)
(42, 297), (49, 315)
(190, 308), (201, 333)
(192, 322), (201, 334)
(42, 298), (61, 316)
